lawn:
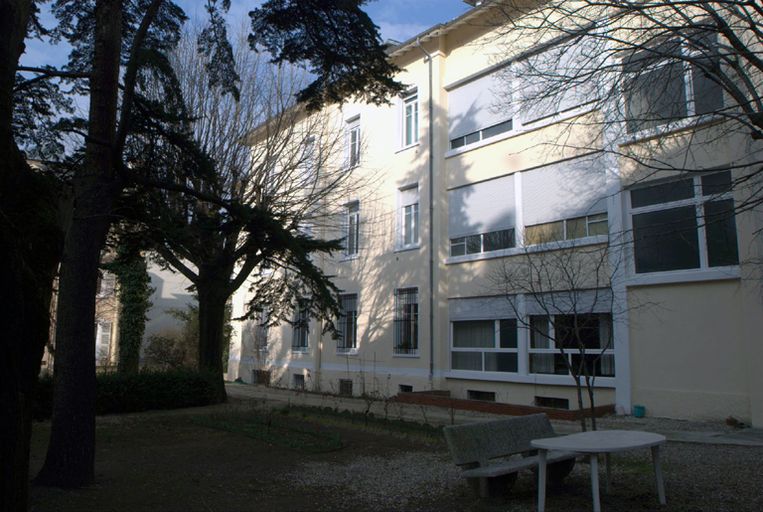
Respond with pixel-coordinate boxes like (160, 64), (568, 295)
(29, 402), (763, 512)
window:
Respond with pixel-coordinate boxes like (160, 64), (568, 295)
(337, 293), (358, 353)
(402, 90), (419, 146)
(95, 321), (112, 362)
(449, 174), (516, 257)
(292, 301), (309, 352)
(467, 390), (496, 402)
(343, 201), (359, 257)
(525, 213), (608, 245)
(448, 69), (512, 150)
(346, 117), (360, 167)
(394, 288), (418, 355)
(528, 314), (615, 377)
(399, 384), (413, 393)
(253, 311), (269, 352)
(97, 272), (116, 297)
(399, 185), (419, 248)
(623, 36), (723, 133)
(450, 319), (518, 373)
(630, 171), (738, 274)
(339, 379), (353, 396)
(293, 373), (305, 390)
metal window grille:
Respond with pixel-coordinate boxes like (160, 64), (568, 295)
(292, 302), (309, 351)
(337, 294), (358, 352)
(394, 288), (418, 355)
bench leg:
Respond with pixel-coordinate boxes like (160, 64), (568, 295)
(590, 454), (601, 512)
(651, 445), (666, 505)
(537, 449), (547, 512)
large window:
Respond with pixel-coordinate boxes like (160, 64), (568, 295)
(399, 185), (419, 249)
(346, 117), (360, 168)
(630, 171), (738, 274)
(292, 301), (309, 352)
(528, 314), (615, 377)
(623, 36), (723, 134)
(450, 319), (518, 373)
(394, 288), (418, 355)
(402, 90), (419, 147)
(525, 213), (607, 245)
(337, 293), (358, 353)
(344, 201), (359, 257)
(448, 69), (513, 150)
(449, 174), (516, 257)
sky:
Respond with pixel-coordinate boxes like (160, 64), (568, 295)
(22, 1), (472, 68)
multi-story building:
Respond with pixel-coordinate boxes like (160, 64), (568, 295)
(227, 1), (763, 427)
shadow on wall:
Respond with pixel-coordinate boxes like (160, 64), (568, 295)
(144, 266), (196, 340)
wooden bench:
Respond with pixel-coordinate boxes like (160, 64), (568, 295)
(443, 413), (577, 498)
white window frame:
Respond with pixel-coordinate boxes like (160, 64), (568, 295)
(343, 201), (360, 258)
(346, 116), (360, 168)
(291, 301), (310, 353)
(621, 36), (723, 138)
(402, 90), (419, 148)
(449, 228), (516, 257)
(97, 272), (116, 297)
(398, 185), (419, 250)
(627, 171), (738, 277)
(450, 319), (519, 373)
(337, 293), (359, 355)
(527, 313), (615, 378)
(524, 212), (608, 245)
(393, 287), (419, 356)
(95, 321), (112, 362)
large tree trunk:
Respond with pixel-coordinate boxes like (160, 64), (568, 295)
(35, 0), (123, 488)
(196, 267), (233, 403)
(0, 1), (64, 510)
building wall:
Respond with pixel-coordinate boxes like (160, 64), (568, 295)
(228, 4), (763, 426)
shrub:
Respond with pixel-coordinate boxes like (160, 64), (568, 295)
(33, 369), (218, 420)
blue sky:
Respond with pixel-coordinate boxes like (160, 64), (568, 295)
(22, 1), (471, 68)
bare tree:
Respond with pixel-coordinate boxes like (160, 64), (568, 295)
(490, 237), (623, 431)
(482, 0), (763, 205)
(126, 30), (363, 399)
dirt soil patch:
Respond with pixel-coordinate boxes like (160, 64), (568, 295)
(29, 401), (763, 512)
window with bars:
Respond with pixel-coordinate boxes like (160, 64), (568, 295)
(291, 301), (309, 352)
(344, 202), (359, 257)
(337, 293), (358, 353)
(394, 288), (418, 355)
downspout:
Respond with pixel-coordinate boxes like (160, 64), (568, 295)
(416, 37), (436, 388)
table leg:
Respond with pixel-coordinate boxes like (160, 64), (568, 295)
(538, 449), (548, 512)
(604, 453), (611, 494)
(590, 454), (601, 512)
(651, 445), (666, 505)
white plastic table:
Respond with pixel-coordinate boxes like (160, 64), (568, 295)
(531, 430), (666, 512)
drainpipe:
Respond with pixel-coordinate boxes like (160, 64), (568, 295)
(416, 37), (435, 389)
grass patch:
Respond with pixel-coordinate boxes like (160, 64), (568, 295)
(191, 409), (344, 453)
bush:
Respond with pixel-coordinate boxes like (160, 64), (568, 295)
(33, 369), (219, 420)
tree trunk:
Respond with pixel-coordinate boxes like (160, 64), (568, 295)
(196, 271), (232, 403)
(0, 1), (64, 510)
(35, 0), (123, 488)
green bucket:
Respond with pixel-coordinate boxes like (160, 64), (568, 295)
(632, 404), (646, 418)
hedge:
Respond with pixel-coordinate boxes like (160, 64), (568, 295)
(33, 369), (219, 420)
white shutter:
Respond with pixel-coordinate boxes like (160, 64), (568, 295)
(522, 157), (607, 226)
(524, 289), (613, 316)
(448, 69), (510, 139)
(448, 174), (515, 237)
(449, 297), (515, 321)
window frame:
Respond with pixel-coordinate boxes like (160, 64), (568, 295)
(527, 313), (615, 378)
(449, 228), (516, 257)
(402, 90), (419, 148)
(628, 171), (738, 276)
(346, 117), (361, 168)
(621, 36), (724, 137)
(394, 287), (419, 356)
(343, 201), (360, 258)
(524, 212), (608, 245)
(398, 185), (420, 250)
(337, 293), (359, 354)
(450, 318), (519, 373)
(291, 301), (310, 353)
